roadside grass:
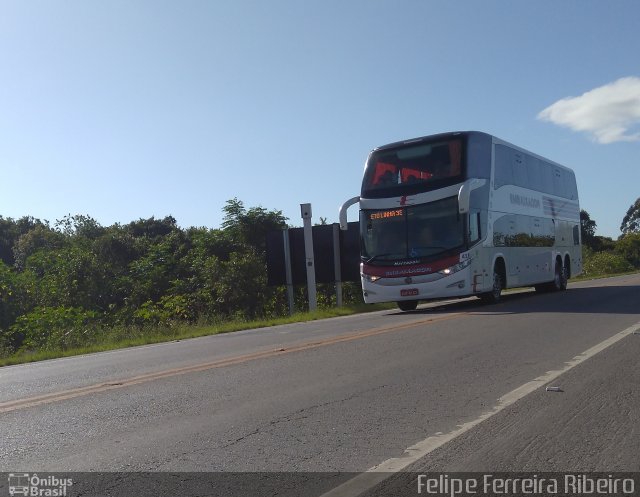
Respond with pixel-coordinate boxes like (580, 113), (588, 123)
(0, 303), (393, 368)
(500, 269), (639, 295)
(572, 269), (640, 281)
(2, 270), (638, 368)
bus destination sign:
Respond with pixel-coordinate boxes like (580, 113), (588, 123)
(370, 209), (403, 221)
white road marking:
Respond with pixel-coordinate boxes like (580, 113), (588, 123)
(320, 319), (640, 497)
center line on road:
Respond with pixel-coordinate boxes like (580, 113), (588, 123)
(0, 311), (466, 414)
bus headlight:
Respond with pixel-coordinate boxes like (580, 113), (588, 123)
(438, 259), (471, 276)
(363, 274), (381, 282)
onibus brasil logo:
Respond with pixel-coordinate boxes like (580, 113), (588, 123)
(7, 474), (73, 497)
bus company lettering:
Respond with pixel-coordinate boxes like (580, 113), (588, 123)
(384, 266), (431, 277)
(510, 193), (540, 209)
(393, 259), (420, 266)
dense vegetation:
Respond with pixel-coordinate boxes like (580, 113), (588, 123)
(0, 199), (362, 358)
(1, 198), (639, 361)
(581, 204), (640, 277)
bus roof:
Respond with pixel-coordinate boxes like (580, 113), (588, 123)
(371, 131), (486, 152)
(371, 131), (575, 174)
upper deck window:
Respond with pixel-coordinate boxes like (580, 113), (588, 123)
(362, 138), (464, 198)
(494, 144), (578, 200)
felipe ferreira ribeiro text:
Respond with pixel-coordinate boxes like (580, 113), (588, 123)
(417, 474), (635, 496)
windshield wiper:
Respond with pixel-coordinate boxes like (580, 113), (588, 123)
(365, 253), (393, 264)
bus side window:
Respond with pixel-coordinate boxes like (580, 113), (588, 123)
(469, 210), (481, 244)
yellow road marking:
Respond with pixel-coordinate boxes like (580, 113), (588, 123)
(0, 311), (466, 413)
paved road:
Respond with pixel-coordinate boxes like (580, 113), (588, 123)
(1, 274), (639, 490)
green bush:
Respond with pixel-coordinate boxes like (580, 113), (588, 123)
(582, 251), (634, 277)
(133, 295), (193, 326)
(8, 306), (98, 352)
(615, 233), (640, 268)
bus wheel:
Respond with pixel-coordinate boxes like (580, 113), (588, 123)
(560, 262), (568, 290)
(553, 259), (567, 291)
(535, 260), (566, 293)
(480, 269), (502, 304)
(397, 300), (418, 311)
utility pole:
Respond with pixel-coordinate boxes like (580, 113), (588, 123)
(300, 203), (317, 311)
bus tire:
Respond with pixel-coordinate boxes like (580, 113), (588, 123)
(397, 300), (418, 311)
(536, 259), (567, 293)
(480, 268), (503, 304)
(562, 255), (571, 290)
(551, 258), (567, 292)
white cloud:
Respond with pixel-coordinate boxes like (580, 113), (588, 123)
(537, 76), (640, 144)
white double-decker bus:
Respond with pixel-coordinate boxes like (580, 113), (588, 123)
(339, 131), (581, 311)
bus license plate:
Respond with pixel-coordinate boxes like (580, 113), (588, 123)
(401, 289), (419, 297)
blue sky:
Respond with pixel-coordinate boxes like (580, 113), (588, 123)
(1, 1), (638, 238)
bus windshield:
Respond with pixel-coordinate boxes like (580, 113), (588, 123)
(362, 138), (463, 198)
(360, 196), (465, 264)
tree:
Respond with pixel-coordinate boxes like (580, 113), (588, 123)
(580, 209), (597, 250)
(55, 214), (106, 240)
(1, 199), (305, 358)
(0, 260), (20, 330)
(13, 224), (66, 270)
(222, 198), (288, 254)
(126, 216), (178, 240)
(620, 197), (640, 234)
(127, 230), (191, 309)
(0, 216), (48, 266)
(593, 236), (616, 252)
(616, 233), (640, 268)
(23, 245), (107, 311)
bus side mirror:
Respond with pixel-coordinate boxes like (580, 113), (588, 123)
(458, 182), (470, 214)
(339, 196), (360, 230)
(459, 178), (487, 216)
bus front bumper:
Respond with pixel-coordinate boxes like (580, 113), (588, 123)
(361, 265), (476, 304)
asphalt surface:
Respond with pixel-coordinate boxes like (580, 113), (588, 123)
(1, 274), (639, 487)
